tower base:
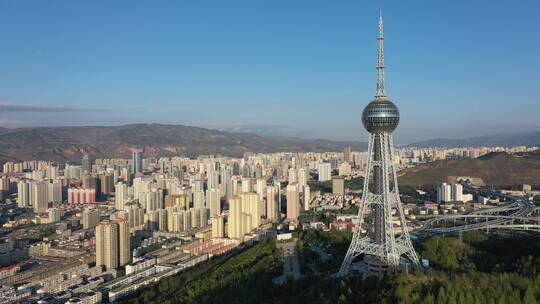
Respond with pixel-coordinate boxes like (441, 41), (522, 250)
(363, 255), (390, 274)
(344, 255), (415, 277)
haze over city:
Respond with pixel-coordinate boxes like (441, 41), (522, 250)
(0, 1), (539, 143)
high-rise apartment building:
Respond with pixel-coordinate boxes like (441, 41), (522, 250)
(228, 196), (250, 239)
(286, 183), (299, 221)
(47, 165), (58, 180)
(255, 179), (266, 204)
(132, 151), (143, 174)
(124, 205), (145, 229)
(206, 188), (221, 217)
(332, 176), (345, 195)
(82, 175), (100, 197)
(303, 185), (311, 211)
(95, 221), (119, 270)
(437, 183), (452, 203)
(17, 181), (30, 208)
(318, 163), (331, 181)
(288, 168), (297, 183)
(118, 220), (130, 266)
(191, 190), (203, 208)
(0, 176), (10, 201)
(220, 169), (232, 199)
(452, 183), (463, 202)
(227, 196), (241, 238)
(48, 181), (62, 203)
(115, 183), (127, 210)
(211, 215), (225, 238)
(158, 209), (168, 231)
(142, 188), (165, 211)
(436, 182), (464, 203)
(240, 192), (260, 230)
(344, 145), (352, 163)
(207, 170), (219, 190)
(100, 173), (114, 195)
(297, 168), (308, 188)
(82, 153), (92, 173)
(67, 188), (96, 204)
(241, 177), (252, 193)
(95, 219), (130, 270)
(266, 185), (279, 220)
(165, 194), (190, 210)
(31, 182), (49, 213)
(83, 207), (100, 230)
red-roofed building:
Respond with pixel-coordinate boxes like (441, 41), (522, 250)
(330, 221), (355, 231)
(0, 264), (20, 280)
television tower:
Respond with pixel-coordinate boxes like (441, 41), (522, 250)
(338, 14), (420, 276)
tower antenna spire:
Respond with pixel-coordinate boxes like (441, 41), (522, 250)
(376, 11), (386, 98)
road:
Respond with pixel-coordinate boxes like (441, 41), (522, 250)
(273, 239), (301, 284)
(419, 185), (539, 234)
(310, 245), (331, 262)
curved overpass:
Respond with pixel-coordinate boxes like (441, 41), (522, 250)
(419, 194), (540, 233)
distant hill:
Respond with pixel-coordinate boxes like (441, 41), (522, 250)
(398, 152), (540, 186)
(409, 132), (540, 148)
(0, 123), (366, 162)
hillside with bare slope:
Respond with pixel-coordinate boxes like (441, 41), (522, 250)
(0, 123), (366, 162)
(398, 152), (540, 187)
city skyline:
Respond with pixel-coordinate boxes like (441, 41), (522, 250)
(0, 1), (539, 143)
(1, 3), (540, 303)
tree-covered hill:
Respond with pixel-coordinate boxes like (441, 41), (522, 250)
(119, 230), (540, 304)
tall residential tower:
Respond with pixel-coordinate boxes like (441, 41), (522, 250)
(95, 219), (131, 270)
(132, 151), (143, 174)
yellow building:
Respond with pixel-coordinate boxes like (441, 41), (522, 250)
(95, 219), (131, 270)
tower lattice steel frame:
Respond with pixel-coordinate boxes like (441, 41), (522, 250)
(338, 13), (420, 277)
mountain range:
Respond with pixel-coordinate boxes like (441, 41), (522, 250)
(408, 132), (540, 148)
(1, 123), (538, 164)
(0, 123), (366, 163)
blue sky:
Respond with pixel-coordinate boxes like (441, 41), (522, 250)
(0, 1), (538, 143)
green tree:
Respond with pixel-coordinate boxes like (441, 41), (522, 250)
(524, 286), (537, 304)
(436, 287), (448, 304)
(423, 292), (435, 304)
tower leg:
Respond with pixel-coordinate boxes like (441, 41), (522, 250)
(338, 133), (375, 276)
(338, 133), (419, 276)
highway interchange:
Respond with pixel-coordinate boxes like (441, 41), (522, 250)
(418, 185), (540, 234)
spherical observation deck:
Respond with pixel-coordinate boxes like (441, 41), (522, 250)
(361, 97), (400, 133)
